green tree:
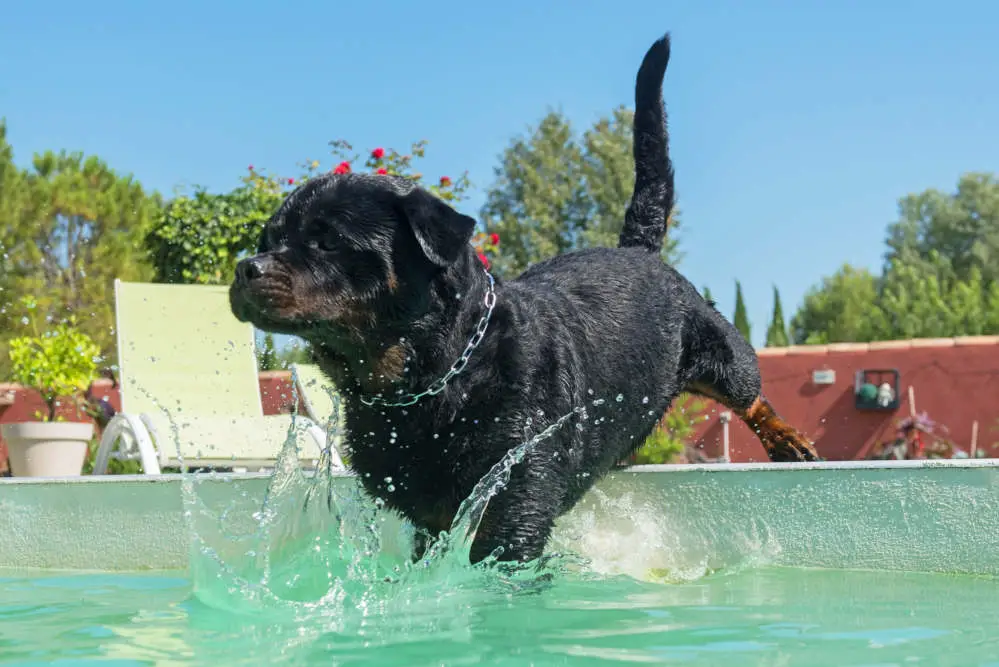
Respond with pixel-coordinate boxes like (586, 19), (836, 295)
(0, 122), (161, 372)
(732, 281), (751, 342)
(765, 285), (790, 347)
(885, 172), (999, 285)
(482, 108), (681, 278)
(790, 265), (887, 344)
(702, 286), (714, 306)
(878, 253), (996, 338)
(791, 173), (999, 344)
(0, 120), (25, 340)
(256, 332), (279, 371)
(276, 339), (314, 368)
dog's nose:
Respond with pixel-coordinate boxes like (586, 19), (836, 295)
(236, 256), (271, 283)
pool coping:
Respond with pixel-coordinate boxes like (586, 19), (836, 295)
(3, 459), (999, 575)
(3, 457), (997, 485)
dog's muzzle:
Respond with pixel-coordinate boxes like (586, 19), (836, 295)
(230, 254), (290, 323)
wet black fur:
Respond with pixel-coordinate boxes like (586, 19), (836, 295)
(231, 34), (770, 564)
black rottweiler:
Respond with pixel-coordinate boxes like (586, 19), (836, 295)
(230, 34), (819, 565)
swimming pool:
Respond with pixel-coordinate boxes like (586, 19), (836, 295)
(2, 565), (997, 665)
(2, 460), (998, 664)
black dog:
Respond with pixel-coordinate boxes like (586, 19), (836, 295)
(230, 34), (819, 565)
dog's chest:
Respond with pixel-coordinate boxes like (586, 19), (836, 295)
(345, 419), (463, 518)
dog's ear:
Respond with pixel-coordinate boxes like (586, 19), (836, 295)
(400, 188), (476, 267)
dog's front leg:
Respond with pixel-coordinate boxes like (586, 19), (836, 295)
(467, 473), (563, 565)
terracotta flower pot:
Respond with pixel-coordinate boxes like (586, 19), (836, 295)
(1, 422), (94, 477)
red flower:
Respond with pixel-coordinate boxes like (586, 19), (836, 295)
(489, 233), (500, 246)
(477, 251), (490, 269)
(375, 167), (388, 175)
(371, 147), (385, 160)
(248, 164), (254, 171)
(439, 176), (452, 187)
(288, 178), (294, 185)
(333, 161), (351, 175)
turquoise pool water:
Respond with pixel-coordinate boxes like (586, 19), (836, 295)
(2, 566), (998, 665)
(6, 422), (999, 665)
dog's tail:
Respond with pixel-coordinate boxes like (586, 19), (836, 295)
(618, 34), (675, 254)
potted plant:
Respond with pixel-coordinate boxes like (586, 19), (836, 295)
(1, 298), (100, 477)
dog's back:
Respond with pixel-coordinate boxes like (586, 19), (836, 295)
(498, 34), (696, 507)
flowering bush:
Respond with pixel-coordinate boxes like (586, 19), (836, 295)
(147, 139), (500, 285)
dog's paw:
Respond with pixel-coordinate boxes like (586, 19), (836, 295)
(767, 437), (820, 462)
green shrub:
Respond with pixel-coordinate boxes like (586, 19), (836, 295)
(7, 297), (100, 421)
(632, 393), (708, 464)
(81, 438), (142, 475)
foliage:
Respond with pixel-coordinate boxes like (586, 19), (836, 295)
(790, 264), (887, 344)
(145, 181), (279, 285)
(255, 334), (315, 371)
(632, 394), (708, 464)
(81, 437), (142, 475)
(765, 285), (790, 347)
(702, 286), (714, 305)
(145, 140), (494, 287)
(885, 172), (999, 286)
(257, 333), (279, 371)
(732, 281), (751, 342)
(481, 108), (681, 278)
(0, 120), (160, 374)
(7, 297), (100, 421)
(791, 173), (999, 344)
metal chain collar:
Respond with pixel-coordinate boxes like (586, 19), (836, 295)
(359, 270), (497, 408)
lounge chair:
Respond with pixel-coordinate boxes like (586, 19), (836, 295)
(91, 280), (345, 474)
(291, 362), (348, 461)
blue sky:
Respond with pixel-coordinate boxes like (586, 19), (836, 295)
(2, 0), (998, 348)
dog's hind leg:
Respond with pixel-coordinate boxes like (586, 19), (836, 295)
(681, 302), (819, 462)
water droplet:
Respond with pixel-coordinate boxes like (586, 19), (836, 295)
(615, 394), (624, 402)
(642, 396), (649, 404)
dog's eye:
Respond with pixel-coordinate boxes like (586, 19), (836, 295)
(306, 226), (340, 252)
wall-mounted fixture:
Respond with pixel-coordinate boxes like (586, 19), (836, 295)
(854, 368), (901, 410)
(812, 369), (836, 385)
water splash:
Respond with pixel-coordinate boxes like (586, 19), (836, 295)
(149, 384), (777, 643)
(166, 394), (588, 632)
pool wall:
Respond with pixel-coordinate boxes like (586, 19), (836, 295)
(1, 460), (997, 575)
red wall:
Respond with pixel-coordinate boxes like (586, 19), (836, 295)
(4, 336), (999, 471)
(690, 337), (999, 462)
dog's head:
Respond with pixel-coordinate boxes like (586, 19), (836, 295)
(229, 173), (476, 344)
